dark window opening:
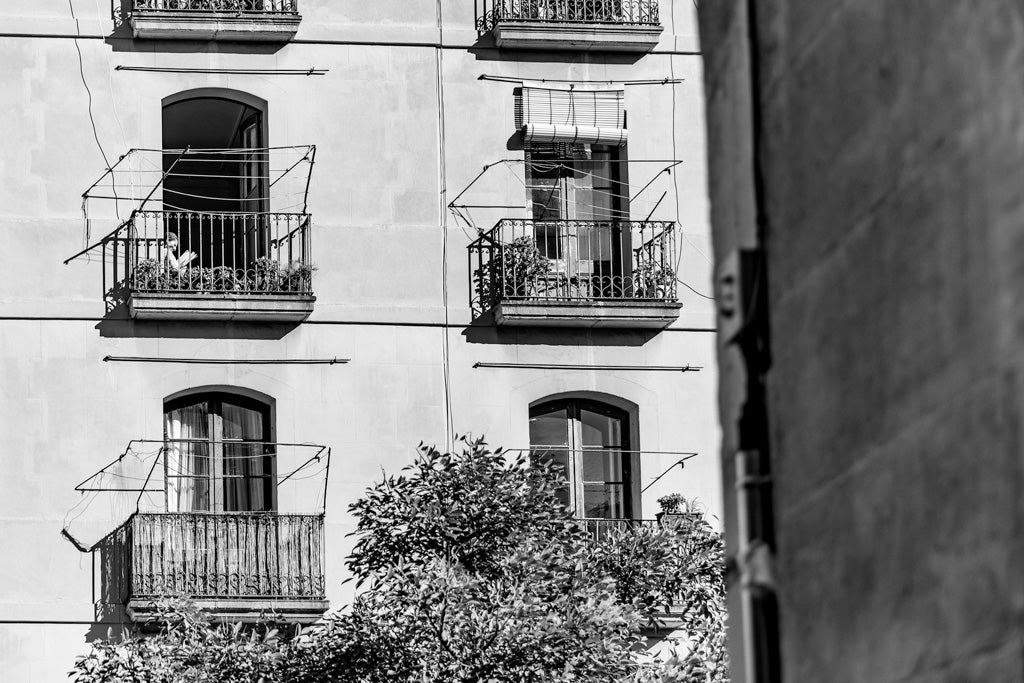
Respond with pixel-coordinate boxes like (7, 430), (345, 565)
(161, 97), (269, 271)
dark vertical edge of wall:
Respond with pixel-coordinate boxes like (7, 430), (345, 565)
(695, 0), (763, 680)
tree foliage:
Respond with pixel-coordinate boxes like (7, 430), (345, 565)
(72, 437), (729, 683)
(71, 599), (288, 683)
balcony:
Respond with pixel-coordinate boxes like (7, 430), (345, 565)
(469, 219), (681, 328)
(127, 512), (327, 623)
(129, 0), (301, 41)
(478, 0), (662, 52)
(115, 211), (315, 322)
(582, 517), (657, 541)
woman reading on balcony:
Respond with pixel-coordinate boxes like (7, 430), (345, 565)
(161, 232), (196, 272)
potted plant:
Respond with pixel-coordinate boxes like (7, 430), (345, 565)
(496, 236), (552, 299)
(656, 493), (702, 528)
(633, 260), (676, 299)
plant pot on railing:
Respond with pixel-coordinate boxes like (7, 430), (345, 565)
(656, 493), (703, 529)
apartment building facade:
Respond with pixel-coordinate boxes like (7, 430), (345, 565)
(0, 1), (715, 678)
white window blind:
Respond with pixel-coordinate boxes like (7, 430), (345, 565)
(516, 82), (627, 146)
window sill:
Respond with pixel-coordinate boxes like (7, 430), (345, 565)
(129, 11), (301, 41)
(491, 21), (662, 52)
(494, 300), (681, 329)
(128, 291), (315, 322)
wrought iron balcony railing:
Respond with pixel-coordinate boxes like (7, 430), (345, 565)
(129, 513), (325, 600)
(134, 0), (298, 13)
(479, 0), (660, 31)
(116, 211), (313, 296)
(581, 517), (658, 542)
(469, 219), (677, 313)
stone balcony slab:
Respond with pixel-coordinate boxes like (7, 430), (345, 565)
(128, 292), (315, 322)
(492, 21), (662, 51)
(127, 598), (329, 624)
(494, 300), (681, 328)
(130, 11), (301, 41)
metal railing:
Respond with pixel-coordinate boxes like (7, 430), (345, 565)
(469, 219), (677, 312)
(479, 0), (659, 30)
(581, 517), (658, 542)
(134, 0), (298, 13)
(116, 211), (313, 296)
(129, 513), (325, 599)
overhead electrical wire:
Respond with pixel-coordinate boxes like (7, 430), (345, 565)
(68, 0), (119, 232)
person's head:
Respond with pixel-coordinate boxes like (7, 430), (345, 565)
(165, 232), (179, 249)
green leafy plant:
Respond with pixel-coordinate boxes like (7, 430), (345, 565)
(70, 597), (288, 683)
(296, 437), (644, 683)
(633, 260), (676, 299)
(133, 258), (163, 290)
(495, 236), (553, 299)
(658, 493), (689, 515)
(280, 262), (315, 293)
(130, 258), (313, 294)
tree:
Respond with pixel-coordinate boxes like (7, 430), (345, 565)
(291, 436), (728, 682)
(290, 437), (642, 682)
(71, 598), (288, 683)
(72, 437), (729, 683)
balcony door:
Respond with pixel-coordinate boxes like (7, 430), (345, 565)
(525, 144), (629, 296)
(161, 92), (269, 271)
(164, 392), (275, 513)
(529, 398), (632, 520)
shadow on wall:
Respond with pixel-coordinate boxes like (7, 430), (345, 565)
(97, 303), (300, 340)
(468, 43), (646, 66)
(85, 521), (132, 643)
(462, 317), (660, 346)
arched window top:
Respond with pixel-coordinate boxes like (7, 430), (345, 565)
(164, 385), (276, 411)
(528, 391), (637, 415)
(164, 389), (272, 419)
(162, 87), (267, 112)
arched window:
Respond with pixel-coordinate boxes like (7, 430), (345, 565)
(529, 398), (632, 520)
(164, 392), (275, 513)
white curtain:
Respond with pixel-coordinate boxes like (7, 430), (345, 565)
(164, 404), (207, 512)
(222, 402), (268, 512)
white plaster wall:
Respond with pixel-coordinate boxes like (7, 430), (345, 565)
(0, 1), (717, 677)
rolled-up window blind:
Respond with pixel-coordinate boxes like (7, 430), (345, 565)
(517, 82), (627, 146)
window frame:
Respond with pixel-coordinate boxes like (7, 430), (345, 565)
(528, 397), (636, 520)
(524, 144), (633, 298)
(163, 391), (277, 514)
